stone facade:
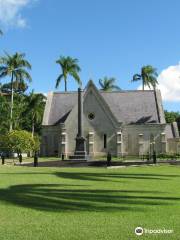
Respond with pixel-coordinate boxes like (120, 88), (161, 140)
(167, 138), (180, 154)
(41, 80), (178, 157)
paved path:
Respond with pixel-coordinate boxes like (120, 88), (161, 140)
(14, 159), (180, 168)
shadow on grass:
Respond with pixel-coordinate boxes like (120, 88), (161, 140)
(0, 183), (179, 212)
(54, 172), (179, 182)
(0, 171), (178, 182)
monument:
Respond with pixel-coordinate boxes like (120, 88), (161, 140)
(69, 87), (87, 160)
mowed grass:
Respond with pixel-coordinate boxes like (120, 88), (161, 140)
(0, 165), (180, 240)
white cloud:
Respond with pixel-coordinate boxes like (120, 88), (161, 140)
(0, 0), (36, 28)
(157, 64), (180, 102)
(138, 63), (180, 102)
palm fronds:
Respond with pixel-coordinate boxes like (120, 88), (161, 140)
(55, 56), (81, 91)
(99, 77), (121, 91)
(132, 65), (158, 90)
(0, 52), (32, 130)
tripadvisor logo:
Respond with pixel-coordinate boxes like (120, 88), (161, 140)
(135, 227), (143, 236)
(135, 226), (174, 236)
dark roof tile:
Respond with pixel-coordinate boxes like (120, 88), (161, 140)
(43, 90), (165, 125)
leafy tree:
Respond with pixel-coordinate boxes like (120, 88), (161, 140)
(177, 117), (180, 134)
(132, 65), (158, 90)
(23, 92), (46, 137)
(0, 30), (2, 36)
(164, 110), (180, 136)
(99, 77), (121, 91)
(7, 130), (36, 156)
(55, 56), (81, 91)
(1, 81), (28, 94)
(33, 135), (41, 152)
(0, 92), (45, 136)
(13, 94), (28, 130)
(0, 52), (32, 131)
(1, 94), (26, 130)
(0, 95), (10, 134)
(164, 110), (180, 123)
(0, 92), (31, 134)
(0, 134), (9, 153)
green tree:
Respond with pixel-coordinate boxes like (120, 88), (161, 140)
(23, 92), (46, 137)
(13, 94), (27, 130)
(0, 30), (3, 36)
(99, 77), (121, 91)
(0, 134), (9, 153)
(8, 130), (36, 156)
(0, 95), (10, 134)
(1, 81), (28, 94)
(33, 135), (41, 152)
(0, 93), (30, 134)
(0, 92), (44, 137)
(55, 56), (81, 91)
(0, 52), (32, 131)
(164, 110), (180, 123)
(132, 65), (158, 90)
(164, 110), (180, 134)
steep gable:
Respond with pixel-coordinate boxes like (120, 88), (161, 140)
(83, 80), (118, 127)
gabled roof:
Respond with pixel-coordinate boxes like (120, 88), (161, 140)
(42, 81), (165, 126)
(42, 91), (78, 126)
(101, 90), (165, 124)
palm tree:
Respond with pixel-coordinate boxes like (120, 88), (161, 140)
(99, 77), (121, 91)
(24, 92), (46, 137)
(55, 56), (81, 91)
(132, 65), (158, 90)
(0, 52), (32, 131)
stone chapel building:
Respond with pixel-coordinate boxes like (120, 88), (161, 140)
(40, 80), (179, 157)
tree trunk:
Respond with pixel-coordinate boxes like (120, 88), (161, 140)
(65, 77), (67, 92)
(10, 73), (14, 132)
(32, 120), (34, 138)
(142, 80), (144, 91)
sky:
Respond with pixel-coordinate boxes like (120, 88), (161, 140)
(0, 0), (180, 111)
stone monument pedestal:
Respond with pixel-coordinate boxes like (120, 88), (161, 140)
(69, 139), (87, 160)
(74, 136), (86, 155)
(69, 136), (87, 160)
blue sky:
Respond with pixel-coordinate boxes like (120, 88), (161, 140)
(0, 0), (180, 111)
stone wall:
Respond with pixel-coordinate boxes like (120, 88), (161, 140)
(40, 126), (60, 156)
(167, 138), (180, 154)
(122, 124), (167, 155)
(41, 123), (168, 157)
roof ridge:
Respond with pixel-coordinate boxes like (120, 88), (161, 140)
(51, 90), (155, 94)
(100, 90), (155, 93)
(53, 91), (78, 94)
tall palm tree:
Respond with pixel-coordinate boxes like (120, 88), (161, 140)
(132, 65), (158, 90)
(55, 56), (81, 91)
(24, 92), (46, 137)
(99, 77), (121, 91)
(0, 52), (32, 131)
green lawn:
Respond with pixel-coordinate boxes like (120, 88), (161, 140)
(0, 164), (180, 240)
